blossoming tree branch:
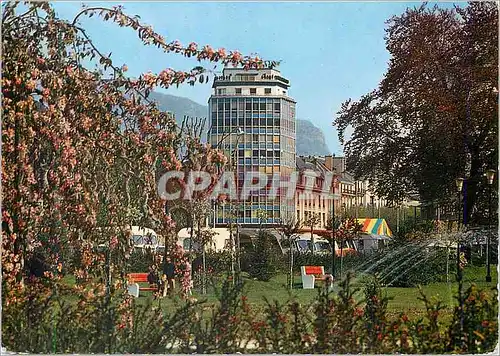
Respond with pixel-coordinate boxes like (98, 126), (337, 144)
(1, 2), (274, 300)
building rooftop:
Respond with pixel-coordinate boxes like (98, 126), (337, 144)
(213, 67), (290, 88)
(296, 156), (332, 178)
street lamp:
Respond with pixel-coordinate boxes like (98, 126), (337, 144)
(455, 178), (464, 284)
(228, 128), (244, 285)
(212, 127), (244, 228)
(216, 126), (244, 148)
(330, 179), (340, 279)
(455, 177), (465, 342)
(485, 169), (495, 283)
(455, 178), (464, 226)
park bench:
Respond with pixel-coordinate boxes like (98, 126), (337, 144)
(300, 265), (332, 290)
(127, 272), (158, 298)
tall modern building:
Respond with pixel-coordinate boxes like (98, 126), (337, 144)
(208, 67), (296, 226)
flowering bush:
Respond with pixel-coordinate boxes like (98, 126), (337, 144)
(2, 272), (497, 353)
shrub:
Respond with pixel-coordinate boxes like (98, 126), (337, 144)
(202, 251), (232, 276)
(365, 242), (455, 287)
(469, 245), (498, 267)
(447, 284), (499, 353)
(126, 248), (158, 273)
(2, 273), (498, 354)
(243, 231), (283, 281)
(1, 279), (172, 353)
(291, 252), (331, 274)
(361, 276), (392, 353)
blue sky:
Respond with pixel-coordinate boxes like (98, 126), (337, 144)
(53, 1), (461, 154)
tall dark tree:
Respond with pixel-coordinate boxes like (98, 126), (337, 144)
(334, 2), (498, 225)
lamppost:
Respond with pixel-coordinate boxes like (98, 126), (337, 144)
(236, 223), (241, 286)
(215, 127), (244, 148)
(213, 127), (244, 228)
(331, 178), (340, 279)
(219, 128), (244, 286)
(331, 197), (336, 279)
(455, 177), (464, 344)
(231, 132), (244, 286)
(455, 177), (464, 280)
(485, 169), (495, 283)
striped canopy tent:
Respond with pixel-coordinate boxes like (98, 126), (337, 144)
(356, 218), (393, 240)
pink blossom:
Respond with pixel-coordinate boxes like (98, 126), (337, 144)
(110, 236), (118, 250)
(217, 48), (226, 58)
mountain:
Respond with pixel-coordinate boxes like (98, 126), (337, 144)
(149, 91), (208, 125)
(148, 92), (330, 155)
(295, 119), (331, 156)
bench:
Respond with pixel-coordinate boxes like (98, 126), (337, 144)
(127, 273), (158, 298)
(300, 266), (333, 290)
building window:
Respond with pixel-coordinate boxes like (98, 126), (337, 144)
(217, 88), (226, 95)
(250, 88), (257, 95)
(265, 88), (271, 94)
(235, 88), (242, 94)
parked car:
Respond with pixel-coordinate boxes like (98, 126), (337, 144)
(294, 235), (357, 256)
(96, 226), (163, 252)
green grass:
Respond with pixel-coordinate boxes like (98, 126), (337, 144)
(132, 265), (498, 323)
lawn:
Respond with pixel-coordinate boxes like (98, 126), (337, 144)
(133, 265), (498, 323)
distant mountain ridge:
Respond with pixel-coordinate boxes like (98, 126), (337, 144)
(149, 91), (208, 125)
(148, 91), (331, 155)
(295, 119), (331, 156)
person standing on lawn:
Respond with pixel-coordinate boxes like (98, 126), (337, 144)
(163, 255), (176, 297)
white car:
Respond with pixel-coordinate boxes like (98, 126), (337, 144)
(129, 226), (161, 250)
(96, 226), (163, 252)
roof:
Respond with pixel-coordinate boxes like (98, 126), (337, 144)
(296, 155), (333, 178)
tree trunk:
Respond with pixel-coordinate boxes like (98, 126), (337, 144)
(310, 226), (314, 252)
(289, 236), (294, 290)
